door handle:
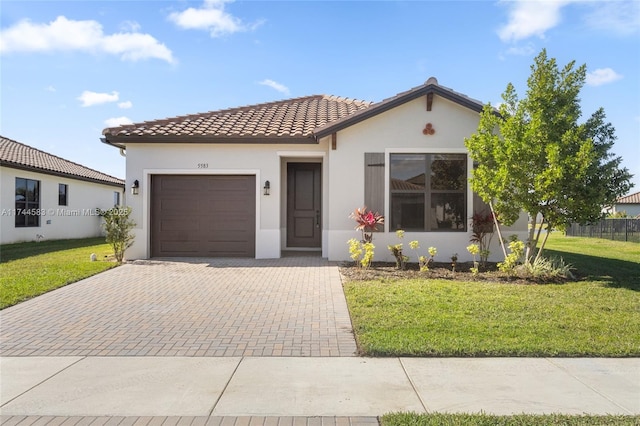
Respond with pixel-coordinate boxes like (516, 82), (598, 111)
(316, 210), (320, 228)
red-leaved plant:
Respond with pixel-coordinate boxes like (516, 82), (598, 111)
(470, 210), (495, 267)
(349, 206), (384, 242)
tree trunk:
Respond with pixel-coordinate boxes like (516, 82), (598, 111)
(489, 200), (508, 259)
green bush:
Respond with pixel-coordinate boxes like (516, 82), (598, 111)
(97, 206), (135, 262)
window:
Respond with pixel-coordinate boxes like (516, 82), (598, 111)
(58, 183), (68, 206)
(15, 178), (40, 227)
(390, 153), (467, 231)
(113, 191), (120, 206)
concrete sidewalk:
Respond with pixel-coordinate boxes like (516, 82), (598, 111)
(1, 357), (638, 417)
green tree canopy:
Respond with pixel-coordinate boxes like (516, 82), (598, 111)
(465, 49), (633, 263)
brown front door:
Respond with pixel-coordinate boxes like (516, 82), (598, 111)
(287, 163), (321, 247)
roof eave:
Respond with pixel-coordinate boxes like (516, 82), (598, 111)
(102, 134), (319, 145)
(101, 137), (125, 150)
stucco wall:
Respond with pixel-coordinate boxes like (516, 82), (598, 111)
(123, 142), (329, 260)
(1, 166), (124, 244)
(325, 95), (528, 263)
(612, 204), (640, 217)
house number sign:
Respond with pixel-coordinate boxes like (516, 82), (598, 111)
(197, 163), (209, 168)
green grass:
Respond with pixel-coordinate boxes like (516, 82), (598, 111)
(344, 233), (640, 357)
(381, 412), (640, 426)
(0, 237), (118, 309)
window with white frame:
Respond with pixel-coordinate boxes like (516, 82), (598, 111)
(58, 183), (68, 206)
(389, 153), (467, 231)
(15, 177), (40, 227)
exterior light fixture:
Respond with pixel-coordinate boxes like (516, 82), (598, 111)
(131, 180), (140, 195)
(263, 180), (270, 196)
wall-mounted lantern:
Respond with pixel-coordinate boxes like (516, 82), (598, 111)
(131, 180), (140, 195)
(263, 180), (270, 196)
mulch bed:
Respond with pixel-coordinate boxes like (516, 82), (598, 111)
(339, 261), (573, 284)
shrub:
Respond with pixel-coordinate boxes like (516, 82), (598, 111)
(349, 206), (384, 243)
(470, 211), (494, 266)
(524, 256), (575, 280)
(388, 230), (409, 270)
(498, 237), (525, 275)
(97, 207), (135, 263)
(467, 243), (480, 277)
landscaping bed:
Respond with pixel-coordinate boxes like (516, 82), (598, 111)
(339, 260), (567, 284)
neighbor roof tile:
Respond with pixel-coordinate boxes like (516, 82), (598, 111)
(1, 135), (124, 186)
(617, 191), (640, 204)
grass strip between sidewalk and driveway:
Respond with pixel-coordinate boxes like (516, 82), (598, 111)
(381, 412), (640, 426)
(344, 233), (640, 357)
(0, 237), (118, 309)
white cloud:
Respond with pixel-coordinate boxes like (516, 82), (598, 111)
(586, 68), (623, 86)
(259, 79), (290, 96)
(118, 101), (133, 109)
(498, 0), (573, 43)
(120, 20), (141, 33)
(45, 85), (56, 92)
(104, 116), (133, 127)
(168, 0), (260, 37)
(583, 0), (640, 36)
(78, 90), (119, 107)
(0, 16), (175, 63)
(504, 43), (536, 56)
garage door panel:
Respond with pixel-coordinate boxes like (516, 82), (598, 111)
(151, 175), (256, 257)
(159, 241), (201, 254)
(159, 219), (199, 232)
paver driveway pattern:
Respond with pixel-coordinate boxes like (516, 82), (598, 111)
(0, 257), (357, 357)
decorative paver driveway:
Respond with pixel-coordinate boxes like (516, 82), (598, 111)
(0, 257), (357, 357)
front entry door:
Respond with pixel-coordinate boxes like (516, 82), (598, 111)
(287, 163), (321, 247)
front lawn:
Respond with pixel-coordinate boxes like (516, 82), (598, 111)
(0, 237), (118, 309)
(343, 233), (640, 357)
(381, 413), (640, 426)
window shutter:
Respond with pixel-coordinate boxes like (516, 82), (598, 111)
(364, 153), (385, 216)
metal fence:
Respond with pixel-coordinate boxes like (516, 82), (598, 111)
(566, 219), (640, 243)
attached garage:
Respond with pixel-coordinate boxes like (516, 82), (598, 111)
(151, 175), (256, 257)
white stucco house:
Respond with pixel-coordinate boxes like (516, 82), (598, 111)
(101, 78), (527, 262)
(604, 191), (640, 218)
(1, 135), (125, 244)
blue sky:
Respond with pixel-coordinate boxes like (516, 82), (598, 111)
(1, 0), (639, 192)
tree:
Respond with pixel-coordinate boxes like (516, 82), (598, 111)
(465, 49), (633, 263)
(97, 206), (136, 263)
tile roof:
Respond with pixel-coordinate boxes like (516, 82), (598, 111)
(616, 191), (640, 204)
(314, 77), (486, 138)
(101, 77), (487, 146)
(102, 94), (373, 144)
(0, 135), (124, 187)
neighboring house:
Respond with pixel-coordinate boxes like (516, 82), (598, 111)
(1, 135), (125, 244)
(604, 191), (640, 218)
(101, 77), (528, 261)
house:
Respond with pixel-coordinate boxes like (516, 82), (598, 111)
(1, 135), (125, 244)
(101, 77), (528, 262)
(605, 191), (640, 218)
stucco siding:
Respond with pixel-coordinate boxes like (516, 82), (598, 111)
(1, 166), (123, 244)
(612, 204), (640, 217)
(124, 142), (329, 260)
(326, 94), (528, 262)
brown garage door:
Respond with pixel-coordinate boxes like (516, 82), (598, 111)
(151, 175), (256, 257)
